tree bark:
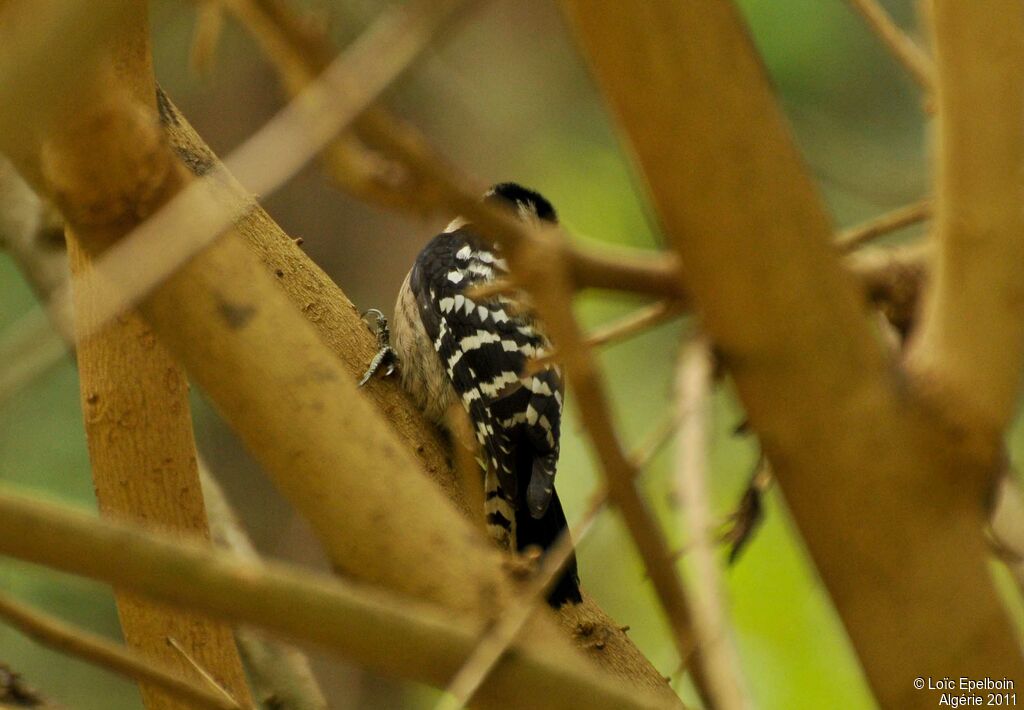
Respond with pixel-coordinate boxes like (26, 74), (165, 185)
(58, 4), (250, 707)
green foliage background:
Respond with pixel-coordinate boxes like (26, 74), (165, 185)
(0, 1), (969, 708)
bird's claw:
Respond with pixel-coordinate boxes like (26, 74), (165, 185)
(359, 308), (399, 387)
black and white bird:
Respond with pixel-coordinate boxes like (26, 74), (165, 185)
(365, 183), (581, 607)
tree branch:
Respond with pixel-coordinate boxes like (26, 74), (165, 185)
(835, 199), (931, 252)
(844, 0), (934, 90)
(559, 1), (1024, 706)
(0, 150), (330, 710)
(674, 339), (748, 709)
(60, 6), (252, 707)
(907, 1), (1024, 435)
(0, 484), (668, 710)
(199, 466), (329, 710)
(0, 593), (244, 710)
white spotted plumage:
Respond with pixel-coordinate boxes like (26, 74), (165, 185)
(388, 182), (581, 606)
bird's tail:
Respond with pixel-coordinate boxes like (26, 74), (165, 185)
(515, 489), (582, 607)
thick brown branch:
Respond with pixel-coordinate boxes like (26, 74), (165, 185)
(559, 1), (1024, 706)
(60, 8), (252, 707)
(0, 149), (329, 710)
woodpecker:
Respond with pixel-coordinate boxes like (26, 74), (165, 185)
(363, 183), (581, 607)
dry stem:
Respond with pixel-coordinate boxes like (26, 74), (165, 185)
(845, 0), (934, 90)
(835, 199), (931, 252)
(528, 300), (682, 374)
(674, 339), (748, 709)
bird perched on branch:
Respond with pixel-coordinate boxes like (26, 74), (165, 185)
(361, 183), (581, 607)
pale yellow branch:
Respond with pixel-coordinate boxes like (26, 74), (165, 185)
(908, 0), (1024, 434)
(674, 339), (748, 709)
(0, 484), (667, 710)
(0, 592), (244, 710)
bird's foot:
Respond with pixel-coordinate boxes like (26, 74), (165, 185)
(358, 308), (399, 387)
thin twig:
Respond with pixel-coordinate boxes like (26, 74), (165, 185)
(505, 228), (714, 706)
(436, 492), (604, 710)
(166, 636), (245, 710)
(219, 0), (469, 212)
(675, 339), (749, 709)
(529, 300), (683, 373)
(845, 0), (934, 90)
(631, 411), (683, 471)
(835, 199), (931, 252)
(465, 279), (518, 300)
(0, 592), (244, 710)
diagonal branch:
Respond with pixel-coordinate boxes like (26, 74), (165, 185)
(844, 0), (934, 90)
(835, 199), (931, 252)
(508, 227), (714, 707)
(0, 592), (244, 710)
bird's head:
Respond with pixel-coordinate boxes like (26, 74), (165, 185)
(484, 182), (558, 225)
